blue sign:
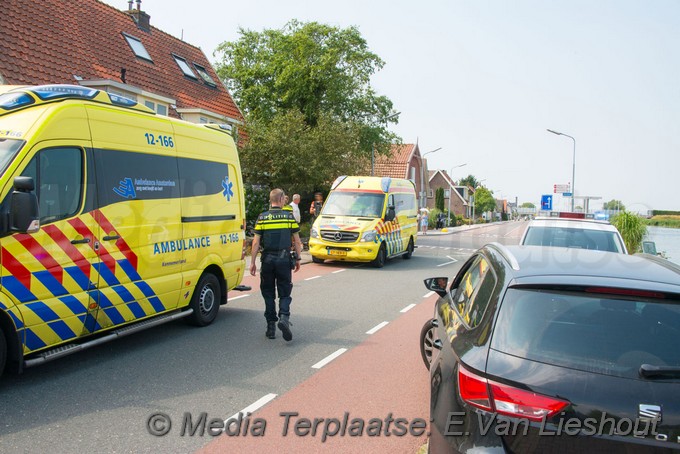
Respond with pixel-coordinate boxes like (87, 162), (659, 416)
(562, 192), (573, 197)
(541, 195), (553, 211)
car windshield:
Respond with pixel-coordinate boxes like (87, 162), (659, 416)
(0, 138), (25, 175)
(321, 191), (385, 217)
(491, 288), (680, 380)
(523, 226), (625, 253)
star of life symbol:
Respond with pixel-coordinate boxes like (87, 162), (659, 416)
(222, 176), (234, 201)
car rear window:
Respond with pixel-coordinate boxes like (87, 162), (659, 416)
(523, 226), (624, 253)
(491, 288), (680, 379)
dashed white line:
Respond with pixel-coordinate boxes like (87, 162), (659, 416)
(366, 321), (389, 335)
(312, 348), (348, 369)
(400, 303), (417, 313)
(229, 294), (251, 301)
(423, 291), (435, 298)
(225, 393), (277, 424)
(305, 275), (321, 281)
(332, 269), (346, 274)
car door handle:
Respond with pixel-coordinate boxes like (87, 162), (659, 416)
(103, 235), (121, 241)
(70, 238), (91, 245)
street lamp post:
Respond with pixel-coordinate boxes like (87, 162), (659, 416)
(447, 163), (467, 226)
(547, 129), (576, 212)
(371, 111), (401, 176)
(419, 147), (441, 208)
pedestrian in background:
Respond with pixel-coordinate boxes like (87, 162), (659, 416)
(309, 191), (324, 223)
(291, 194), (301, 224)
(250, 189), (302, 341)
(420, 211), (429, 235)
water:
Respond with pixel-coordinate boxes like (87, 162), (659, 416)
(645, 226), (680, 265)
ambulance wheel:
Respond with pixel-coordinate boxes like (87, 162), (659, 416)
(372, 243), (387, 268)
(312, 256), (325, 264)
(403, 238), (414, 259)
(0, 327), (6, 376)
(187, 273), (221, 327)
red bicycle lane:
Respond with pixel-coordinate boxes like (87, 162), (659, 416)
(200, 294), (436, 454)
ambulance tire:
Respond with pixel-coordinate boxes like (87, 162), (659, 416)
(372, 243), (387, 268)
(0, 327), (6, 377)
(187, 273), (221, 327)
(402, 238), (414, 259)
(312, 257), (325, 264)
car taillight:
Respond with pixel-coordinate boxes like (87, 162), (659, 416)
(458, 365), (569, 422)
(458, 365), (492, 411)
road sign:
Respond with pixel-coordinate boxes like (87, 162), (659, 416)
(541, 195), (553, 211)
(562, 192), (573, 197)
(553, 184), (570, 193)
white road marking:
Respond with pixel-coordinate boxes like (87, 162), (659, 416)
(437, 256), (459, 267)
(225, 393), (278, 424)
(312, 348), (348, 369)
(366, 321), (389, 335)
(504, 224), (526, 237)
(229, 294), (251, 301)
(423, 291), (435, 298)
(332, 269), (346, 274)
(305, 275), (321, 281)
(400, 303), (417, 313)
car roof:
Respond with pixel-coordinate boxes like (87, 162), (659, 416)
(527, 218), (618, 231)
(486, 244), (680, 293)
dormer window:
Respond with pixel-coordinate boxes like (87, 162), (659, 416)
(123, 33), (152, 62)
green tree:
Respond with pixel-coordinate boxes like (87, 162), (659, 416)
(611, 211), (647, 254)
(435, 187), (445, 211)
(458, 175), (478, 188)
(520, 202), (536, 208)
(603, 199), (626, 211)
(473, 187), (496, 215)
(215, 20), (398, 154)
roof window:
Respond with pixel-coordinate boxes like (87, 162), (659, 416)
(193, 64), (217, 87)
(123, 33), (152, 61)
(173, 55), (197, 79)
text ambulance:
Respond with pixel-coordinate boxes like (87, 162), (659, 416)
(309, 176), (418, 267)
(0, 84), (246, 378)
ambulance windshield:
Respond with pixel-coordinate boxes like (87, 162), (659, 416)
(0, 139), (25, 175)
(322, 191), (385, 218)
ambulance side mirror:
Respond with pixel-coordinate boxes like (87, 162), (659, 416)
(385, 206), (396, 222)
(9, 176), (40, 234)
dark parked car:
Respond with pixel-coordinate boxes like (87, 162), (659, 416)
(426, 243), (680, 453)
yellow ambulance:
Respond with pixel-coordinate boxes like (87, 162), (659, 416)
(309, 176), (418, 267)
(0, 84), (246, 377)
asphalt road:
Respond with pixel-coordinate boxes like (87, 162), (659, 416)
(0, 221), (526, 453)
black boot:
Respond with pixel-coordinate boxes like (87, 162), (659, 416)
(277, 315), (293, 342)
(266, 321), (276, 339)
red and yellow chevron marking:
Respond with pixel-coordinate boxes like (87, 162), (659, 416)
(0, 210), (164, 354)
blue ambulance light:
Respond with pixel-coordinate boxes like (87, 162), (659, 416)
(331, 176), (347, 190)
(381, 177), (392, 193)
(108, 93), (138, 107)
(31, 84), (99, 101)
(0, 92), (34, 111)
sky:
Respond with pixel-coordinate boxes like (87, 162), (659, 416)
(103, 0), (680, 212)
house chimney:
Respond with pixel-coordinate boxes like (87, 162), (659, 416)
(125, 0), (151, 33)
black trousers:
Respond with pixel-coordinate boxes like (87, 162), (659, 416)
(260, 254), (293, 322)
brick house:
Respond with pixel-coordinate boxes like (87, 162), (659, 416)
(0, 0), (243, 129)
(373, 143), (430, 207)
(427, 170), (470, 217)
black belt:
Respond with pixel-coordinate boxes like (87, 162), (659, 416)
(262, 249), (290, 258)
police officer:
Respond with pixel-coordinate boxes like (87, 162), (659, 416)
(250, 189), (302, 341)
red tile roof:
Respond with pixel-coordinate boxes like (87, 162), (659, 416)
(0, 0), (242, 121)
(373, 143), (417, 179)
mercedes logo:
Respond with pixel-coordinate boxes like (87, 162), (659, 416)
(333, 232), (343, 242)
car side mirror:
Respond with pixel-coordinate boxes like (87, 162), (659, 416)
(424, 277), (449, 297)
(9, 176), (40, 234)
(385, 206), (396, 222)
